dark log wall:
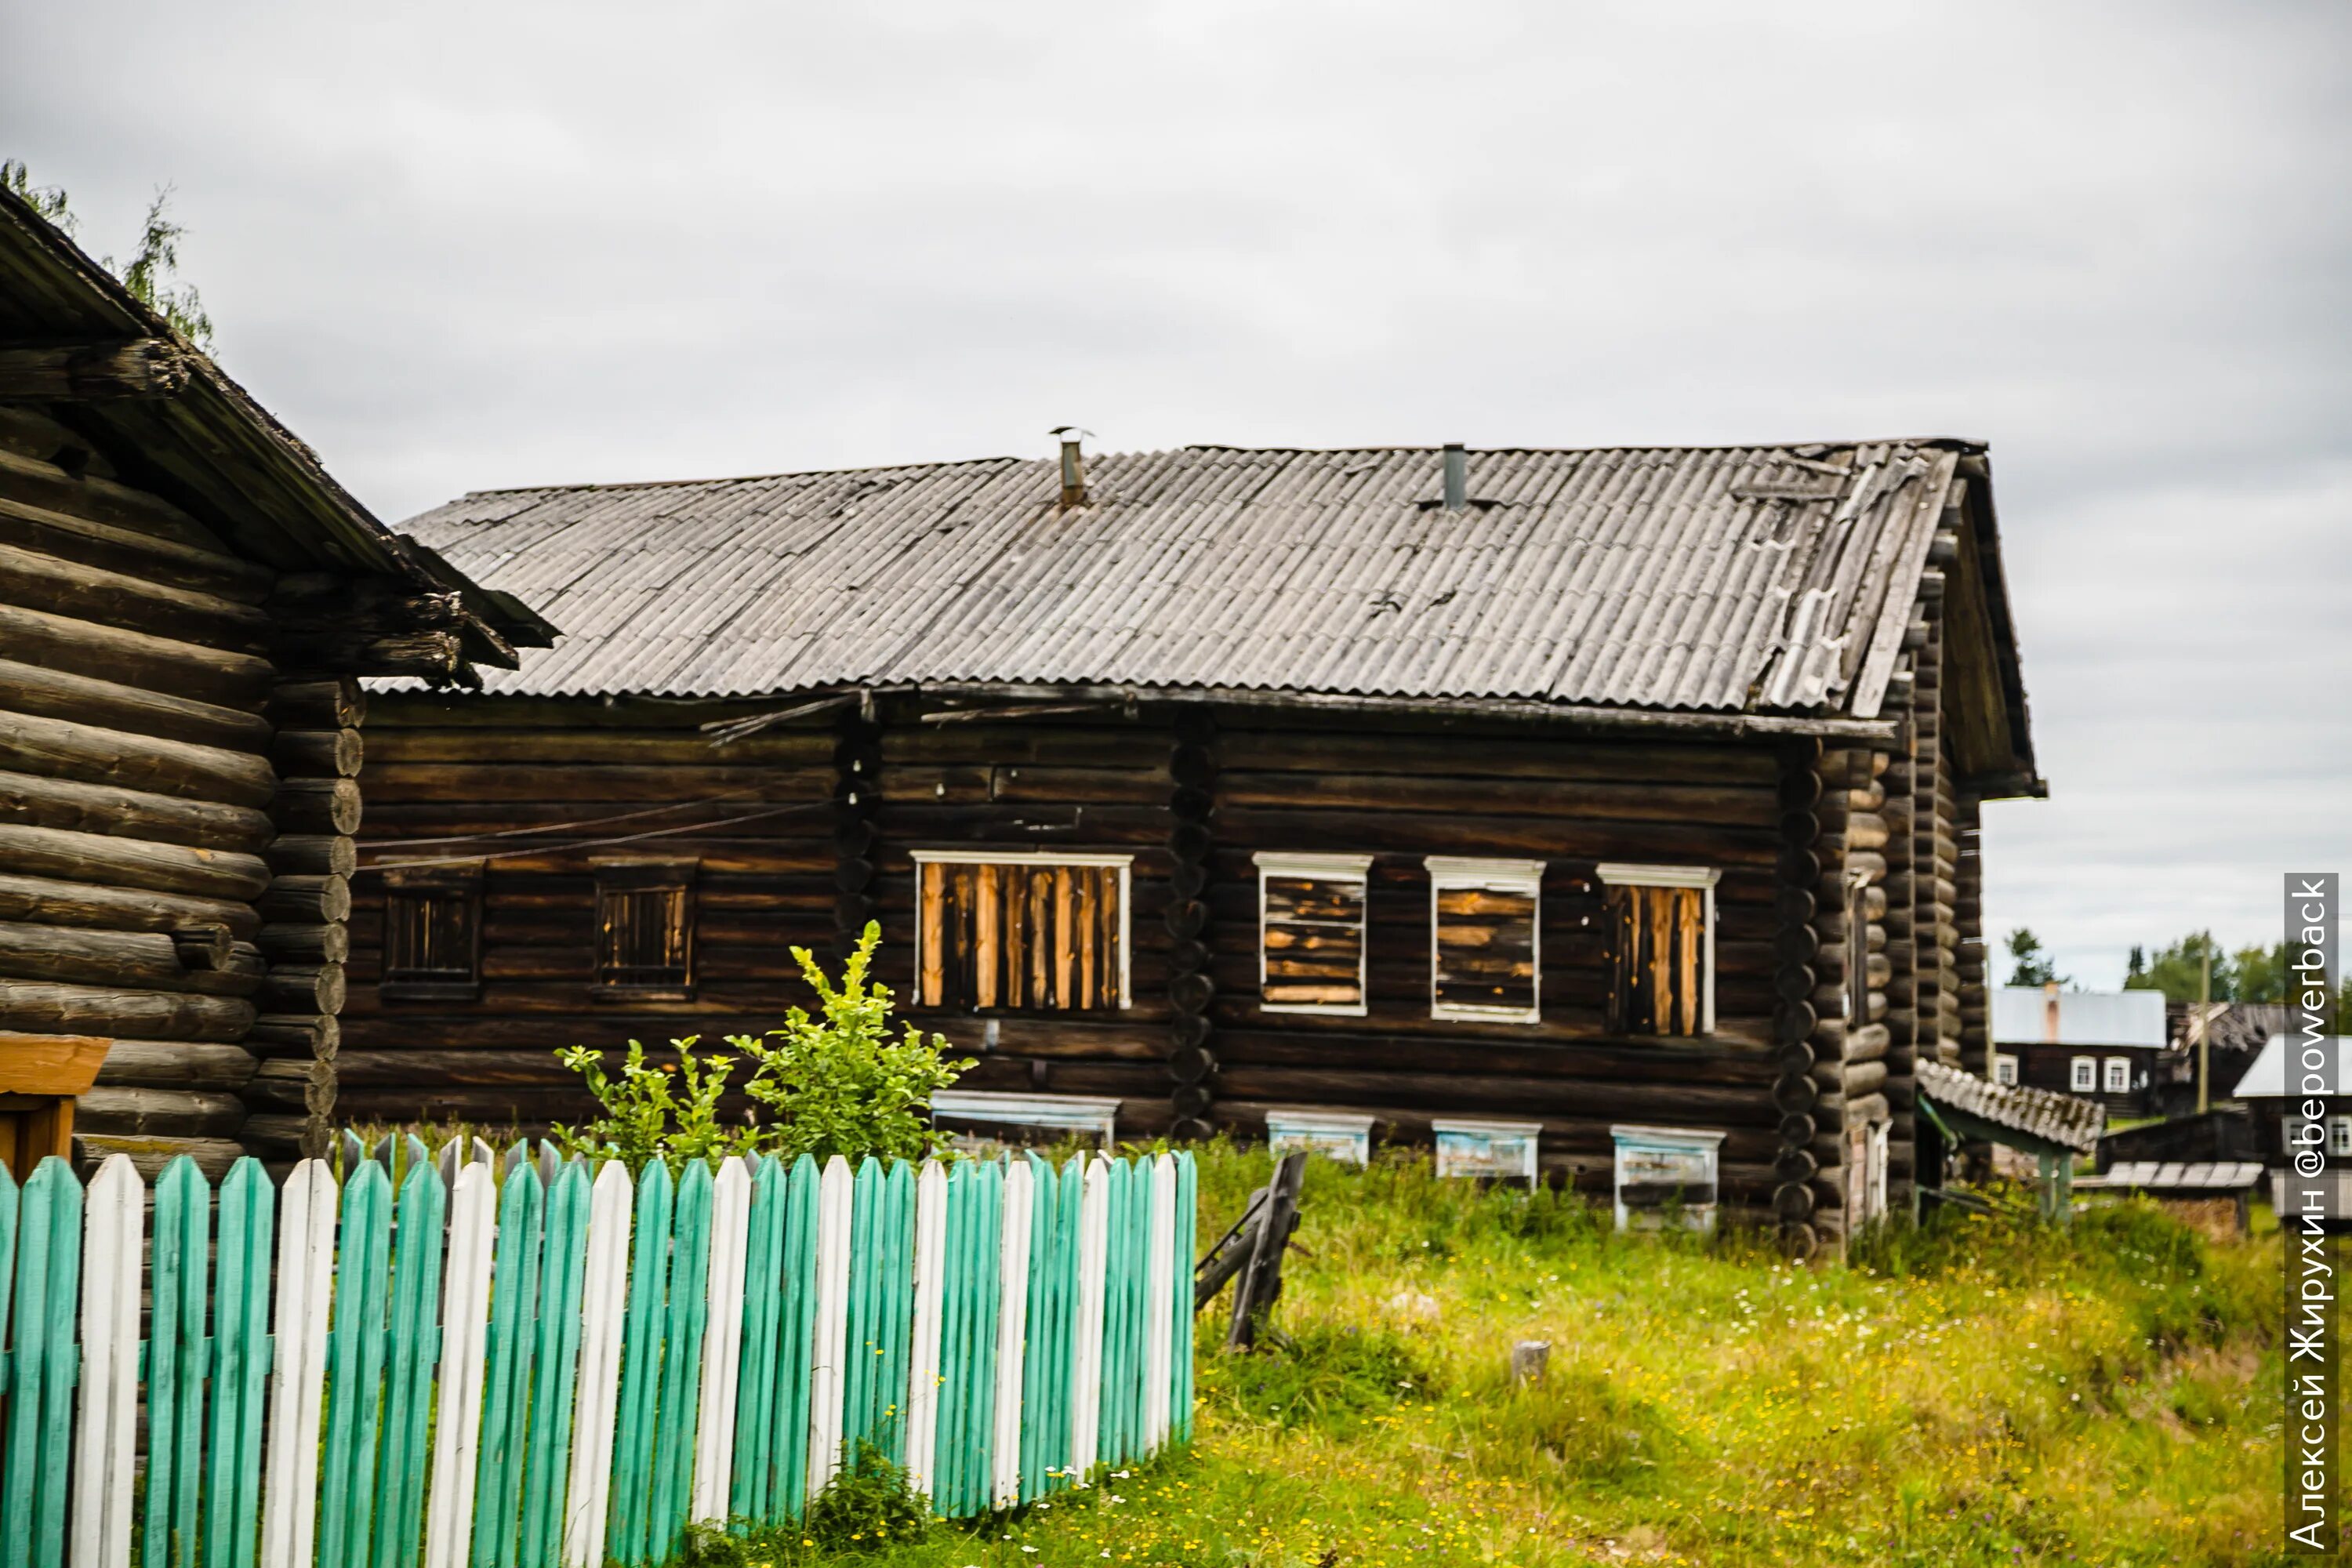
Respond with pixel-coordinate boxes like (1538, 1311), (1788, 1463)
(1198, 717), (1788, 1208)
(343, 696), (840, 1129)
(0, 405), (274, 1177)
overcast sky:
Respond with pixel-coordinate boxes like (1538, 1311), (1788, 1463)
(13, 1), (2349, 987)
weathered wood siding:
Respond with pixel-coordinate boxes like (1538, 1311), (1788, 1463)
(0, 407), (278, 1174)
(343, 697), (840, 1127)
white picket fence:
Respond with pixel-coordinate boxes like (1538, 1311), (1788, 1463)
(0, 1145), (1198, 1568)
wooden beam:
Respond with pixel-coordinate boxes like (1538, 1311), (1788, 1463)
(0, 339), (194, 401)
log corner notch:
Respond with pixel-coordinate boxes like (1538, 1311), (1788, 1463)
(1770, 736), (1824, 1261)
(1166, 707), (1217, 1142)
(0, 338), (194, 401)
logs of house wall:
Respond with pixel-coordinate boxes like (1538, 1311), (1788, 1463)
(340, 695), (839, 1129)
(1955, 794), (1988, 1075)
(238, 673), (359, 1164)
(1771, 737), (1824, 1258)
(1166, 710), (1218, 1140)
(0, 413), (279, 1173)
(833, 710), (883, 964)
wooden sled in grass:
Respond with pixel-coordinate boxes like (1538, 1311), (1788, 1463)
(1192, 1149), (1306, 1350)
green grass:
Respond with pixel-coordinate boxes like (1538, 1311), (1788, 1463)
(715, 1142), (2287, 1567)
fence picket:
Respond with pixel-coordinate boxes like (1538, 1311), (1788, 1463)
(903, 1159), (948, 1504)
(71, 1156), (141, 1568)
(876, 1160), (915, 1466)
(322, 1162), (394, 1568)
(426, 1163), (498, 1568)
(1172, 1152), (1197, 1443)
(263, 1161), (337, 1568)
(208, 1160), (277, 1568)
(605, 1160), (673, 1566)
(376, 1161), (448, 1568)
(1144, 1154), (1176, 1454)
(728, 1158), (786, 1526)
(991, 1160), (1034, 1510)
(647, 1160), (713, 1565)
(3, 1159), (80, 1568)
(690, 1158), (752, 1525)
(1069, 1156), (1108, 1486)
(564, 1161), (633, 1568)
(146, 1157), (212, 1568)
(770, 1156), (820, 1521)
(474, 1164), (546, 1568)
(807, 1156), (854, 1497)
(521, 1163), (591, 1568)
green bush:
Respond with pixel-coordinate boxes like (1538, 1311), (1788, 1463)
(551, 924), (971, 1174)
(1203, 1321), (1436, 1437)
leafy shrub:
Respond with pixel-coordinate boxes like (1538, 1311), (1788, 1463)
(550, 1035), (757, 1174)
(552, 925), (970, 1173)
(796, 1441), (933, 1552)
(727, 924), (971, 1167)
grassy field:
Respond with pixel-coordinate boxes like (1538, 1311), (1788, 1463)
(706, 1143), (2286, 1568)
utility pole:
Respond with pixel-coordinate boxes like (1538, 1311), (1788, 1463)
(2196, 938), (2212, 1117)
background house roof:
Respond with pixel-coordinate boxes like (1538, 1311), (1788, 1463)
(1992, 986), (2168, 1048)
(398, 439), (2031, 752)
(2231, 1035), (2352, 1098)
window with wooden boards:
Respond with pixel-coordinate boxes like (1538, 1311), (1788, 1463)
(914, 851), (1131, 1011)
(1257, 852), (1373, 1015)
(593, 858), (698, 998)
(1599, 863), (1719, 1037)
(381, 860), (485, 1001)
(1427, 857), (1543, 1022)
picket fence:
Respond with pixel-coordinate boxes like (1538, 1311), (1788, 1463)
(0, 1144), (1198, 1568)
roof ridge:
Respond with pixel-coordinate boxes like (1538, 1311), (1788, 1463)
(453, 437), (1990, 502)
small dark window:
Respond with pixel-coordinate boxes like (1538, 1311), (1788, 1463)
(915, 855), (1127, 1011)
(381, 861), (483, 1001)
(1257, 853), (1371, 1014)
(594, 858), (696, 997)
(1600, 865), (1717, 1038)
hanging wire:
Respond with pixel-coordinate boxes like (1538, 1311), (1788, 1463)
(362, 800), (830, 871)
(361, 791), (768, 849)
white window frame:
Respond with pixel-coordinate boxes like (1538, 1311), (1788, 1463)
(2103, 1057), (2131, 1094)
(907, 848), (1135, 1011)
(2070, 1056), (2096, 1093)
(1254, 851), (1374, 1017)
(1595, 862), (1721, 1036)
(2330, 1116), (2352, 1158)
(1993, 1054), (2019, 1087)
(1425, 856), (1544, 1024)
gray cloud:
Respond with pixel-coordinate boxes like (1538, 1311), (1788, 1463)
(13, 0), (2349, 983)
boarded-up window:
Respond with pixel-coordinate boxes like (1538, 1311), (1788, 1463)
(594, 858), (697, 996)
(381, 861), (483, 1001)
(1257, 852), (1372, 1014)
(914, 854), (1129, 1011)
(1427, 856), (1542, 1022)
(1598, 863), (1719, 1037)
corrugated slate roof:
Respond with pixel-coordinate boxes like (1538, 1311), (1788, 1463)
(1918, 1058), (2106, 1155)
(397, 440), (1970, 713)
(1991, 987), (2169, 1049)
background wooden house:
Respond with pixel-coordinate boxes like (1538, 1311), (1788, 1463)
(0, 188), (547, 1176)
(1991, 983), (2167, 1115)
(347, 435), (2038, 1251)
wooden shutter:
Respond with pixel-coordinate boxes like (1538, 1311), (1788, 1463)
(381, 861), (483, 1001)
(1261, 870), (1367, 1011)
(1432, 877), (1538, 1018)
(916, 858), (1123, 1011)
(593, 858), (697, 996)
(1606, 881), (1707, 1036)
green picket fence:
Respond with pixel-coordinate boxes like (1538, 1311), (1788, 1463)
(0, 1146), (1197, 1568)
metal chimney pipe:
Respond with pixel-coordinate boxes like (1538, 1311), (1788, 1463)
(1059, 438), (1088, 508)
(1442, 444), (1467, 512)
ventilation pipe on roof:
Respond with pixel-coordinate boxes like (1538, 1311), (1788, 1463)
(2043, 980), (2062, 1044)
(1056, 430), (1089, 508)
(1442, 444), (1467, 512)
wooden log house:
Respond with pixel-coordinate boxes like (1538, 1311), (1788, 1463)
(0, 187), (548, 1176)
(349, 435), (2040, 1251)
